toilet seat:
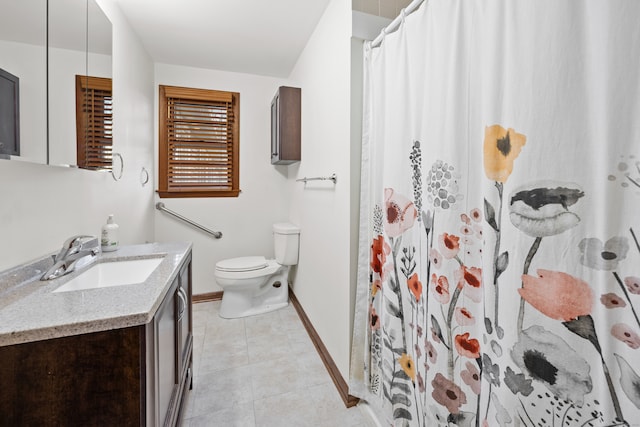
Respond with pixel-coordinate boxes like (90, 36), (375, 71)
(216, 256), (268, 272)
(215, 258), (282, 281)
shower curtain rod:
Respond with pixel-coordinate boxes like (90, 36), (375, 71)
(371, 0), (426, 48)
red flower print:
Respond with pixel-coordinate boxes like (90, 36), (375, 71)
(425, 340), (438, 364)
(455, 333), (481, 359)
(455, 307), (476, 326)
(611, 323), (640, 349)
(432, 373), (467, 414)
(408, 273), (422, 302)
(461, 213), (471, 224)
(624, 276), (640, 295)
(417, 371), (425, 393)
(460, 361), (481, 395)
(369, 305), (380, 331)
(430, 248), (443, 269)
(370, 235), (390, 277)
(438, 233), (460, 259)
(600, 293), (627, 309)
(519, 269), (593, 322)
(470, 208), (482, 222)
(431, 274), (450, 304)
(455, 266), (483, 303)
(384, 188), (417, 238)
(460, 225), (474, 235)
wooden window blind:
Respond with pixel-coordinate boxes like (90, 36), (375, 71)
(75, 75), (113, 170)
(158, 85), (240, 198)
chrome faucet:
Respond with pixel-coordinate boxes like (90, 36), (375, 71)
(40, 235), (101, 281)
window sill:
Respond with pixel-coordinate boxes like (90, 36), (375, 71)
(156, 189), (241, 198)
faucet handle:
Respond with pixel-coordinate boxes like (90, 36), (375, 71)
(62, 235), (95, 248)
(55, 235), (96, 261)
(82, 237), (101, 252)
(42, 236), (100, 280)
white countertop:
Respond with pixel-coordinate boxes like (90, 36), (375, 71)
(0, 242), (192, 347)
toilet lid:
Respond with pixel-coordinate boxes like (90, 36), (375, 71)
(216, 256), (268, 272)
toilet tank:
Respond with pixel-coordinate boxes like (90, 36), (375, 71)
(273, 223), (300, 265)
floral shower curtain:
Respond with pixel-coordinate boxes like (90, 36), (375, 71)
(350, 1), (640, 426)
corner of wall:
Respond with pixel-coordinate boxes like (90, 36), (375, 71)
(284, 0), (355, 380)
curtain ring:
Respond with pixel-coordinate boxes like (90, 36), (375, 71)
(111, 152), (124, 181)
(140, 167), (149, 186)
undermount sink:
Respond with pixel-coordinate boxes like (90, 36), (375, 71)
(53, 257), (164, 293)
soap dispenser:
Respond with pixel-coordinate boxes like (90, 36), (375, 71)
(101, 214), (119, 252)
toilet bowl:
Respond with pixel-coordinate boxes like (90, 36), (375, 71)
(216, 223), (300, 318)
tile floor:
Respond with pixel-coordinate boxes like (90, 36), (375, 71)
(180, 300), (376, 427)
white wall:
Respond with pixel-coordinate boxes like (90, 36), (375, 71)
(0, 0), (155, 271)
(286, 0), (353, 379)
(153, 64), (291, 295)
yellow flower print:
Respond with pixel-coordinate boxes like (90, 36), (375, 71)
(398, 353), (416, 382)
(483, 125), (526, 182)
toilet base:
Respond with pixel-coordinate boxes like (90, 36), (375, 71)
(218, 268), (290, 319)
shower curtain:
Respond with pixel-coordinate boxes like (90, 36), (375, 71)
(350, 1), (640, 426)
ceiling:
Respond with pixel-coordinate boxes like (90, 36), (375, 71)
(112, 0), (332, 78)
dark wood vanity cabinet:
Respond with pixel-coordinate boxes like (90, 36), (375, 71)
(155, 254), (193, 426)
(0, 255), (193, 426)
(271, 86), (301, 164)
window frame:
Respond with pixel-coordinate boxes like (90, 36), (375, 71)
(157, 85), (240, 198)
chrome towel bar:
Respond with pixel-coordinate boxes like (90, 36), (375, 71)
(155, 202), (222, 239)
(296, 173), (337, 184)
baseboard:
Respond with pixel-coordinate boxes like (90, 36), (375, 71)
(192, 291), (223, 303)
(288, 289), (359, 408)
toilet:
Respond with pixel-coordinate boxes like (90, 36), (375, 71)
(215, 222), (300, 319)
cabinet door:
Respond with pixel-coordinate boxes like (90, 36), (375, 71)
(156, 281), (178, 425)
(177, 261), (192, 373)
(270, 86), (300, 165)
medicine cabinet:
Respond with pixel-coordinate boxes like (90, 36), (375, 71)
(270, 86), (301, 165)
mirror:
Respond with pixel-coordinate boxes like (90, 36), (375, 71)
(49, 0), (113, 167)
(0, 0), (112, 167)
(0, 0), (47, 164)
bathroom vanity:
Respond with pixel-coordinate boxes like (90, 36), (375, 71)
(0, 243), (193, 426)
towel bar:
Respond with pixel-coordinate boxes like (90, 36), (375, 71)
(295, 173), (337, 184)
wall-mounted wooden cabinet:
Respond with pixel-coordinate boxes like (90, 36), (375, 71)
(271, 86), (301, 165)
